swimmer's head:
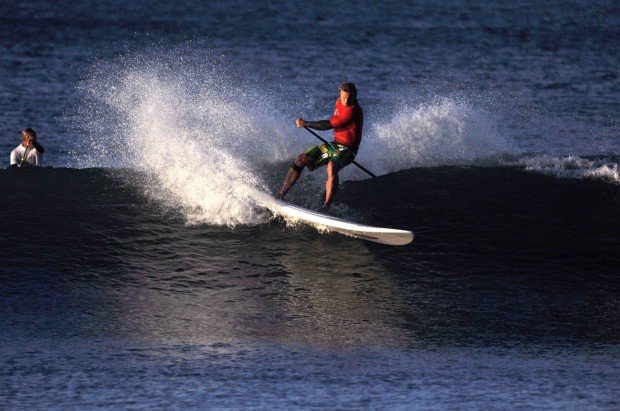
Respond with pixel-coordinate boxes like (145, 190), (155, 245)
(21, 128), (37, 145)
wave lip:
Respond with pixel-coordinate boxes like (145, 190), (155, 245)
(520, 155), (619, 184)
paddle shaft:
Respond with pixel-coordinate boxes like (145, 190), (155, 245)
(303, 127), (376, 178)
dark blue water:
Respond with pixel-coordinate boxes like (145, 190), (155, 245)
(1, 1), (619, 408)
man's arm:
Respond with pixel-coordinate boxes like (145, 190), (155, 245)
(303, 120), (332, 130)
(296, 118), (332, 130)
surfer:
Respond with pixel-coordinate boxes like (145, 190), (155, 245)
(277, 82), (363, 210)
(9, 128), (45, 167)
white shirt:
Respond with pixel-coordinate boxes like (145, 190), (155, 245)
(10, 144), (42, 167)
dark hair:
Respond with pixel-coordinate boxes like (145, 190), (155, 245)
(339, 82), (357, 96)
(21, 128), (37, 140)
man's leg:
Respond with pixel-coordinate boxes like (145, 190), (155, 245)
(322, 160), (339, 209)
(277, 153), (311, 199)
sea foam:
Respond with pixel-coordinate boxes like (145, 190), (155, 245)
(519, 155), (619, 184)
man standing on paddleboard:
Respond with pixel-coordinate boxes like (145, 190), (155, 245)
(276, 82), (363, 211)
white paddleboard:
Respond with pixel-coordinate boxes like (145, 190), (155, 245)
(272, 199), (414, 246)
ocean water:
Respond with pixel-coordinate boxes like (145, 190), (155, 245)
(1, 1), (619, 408)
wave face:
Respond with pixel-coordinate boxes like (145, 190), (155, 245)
(1, 166), (618, 279)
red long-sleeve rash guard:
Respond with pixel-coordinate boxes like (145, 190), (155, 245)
(329, 98), (364, 150)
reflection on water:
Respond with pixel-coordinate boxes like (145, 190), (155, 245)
(93, 223), (409, 348)
(263, 235), (408, 347)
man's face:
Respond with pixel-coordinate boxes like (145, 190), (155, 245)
(339, 89), (351, 106)
(22, 134), (34, 147)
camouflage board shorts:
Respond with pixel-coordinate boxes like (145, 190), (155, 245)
(304, 142), (356, 171)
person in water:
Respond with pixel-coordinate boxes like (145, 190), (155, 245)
(10, 128), (45, 167)
(277, 82), (363, 210)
